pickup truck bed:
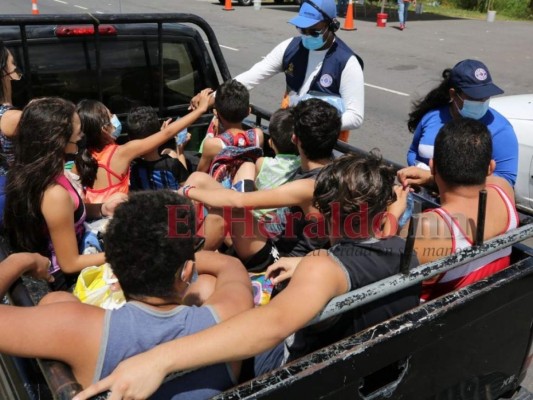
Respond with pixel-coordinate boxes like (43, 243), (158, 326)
(1, 13), (533, 400)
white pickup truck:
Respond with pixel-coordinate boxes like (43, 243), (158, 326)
(491, 94), (533, 210)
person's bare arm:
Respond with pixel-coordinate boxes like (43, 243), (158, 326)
(397, 166), (434, 188)
(119, 89), (211, 163)
(0, 109), (22, 137)
(196, 137), (223, 173)
(73, 253), (348, 400)
(0, 253), (103, 386)
(0, 253), (52, 297)
(42, 185), (105, 273)
(193, 251), (253, 320)
(180, 178), (314, 210)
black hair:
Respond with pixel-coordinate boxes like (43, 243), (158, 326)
(268, 108), (297, 155)
(127, 106), (161, 140)
(4, 97), (77, 254)
(433, 118), (492, 187)
(291, 98), (340, 160)
(75, 99), (114, 187)
(214, 79), (250, 123)
(105, 190), (196, 299)
(313, 151), (396, 237)
(407, 68), (463, 133)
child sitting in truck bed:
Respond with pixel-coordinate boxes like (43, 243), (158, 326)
(127, 106), (190, 191)
(75, 91), (210, 203)
(196, 79), (264, 184)
(396, 118), (518, 301)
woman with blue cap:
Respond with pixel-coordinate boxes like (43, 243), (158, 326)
(190, 0), (364, 142)
(406, 59), (518, 186)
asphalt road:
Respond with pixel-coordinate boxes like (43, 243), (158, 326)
(2, 0), (532, 165)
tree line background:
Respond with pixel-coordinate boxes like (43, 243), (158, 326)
(441, 0), (533, 19)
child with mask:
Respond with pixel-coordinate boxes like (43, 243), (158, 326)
(74, 91), (211, 203)
(406, 59), (518, 186)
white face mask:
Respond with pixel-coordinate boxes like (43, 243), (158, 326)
(455, 97), (490, 120)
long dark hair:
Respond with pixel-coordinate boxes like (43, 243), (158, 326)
(0, 41), (10, 104)
(75, 99), (114, 188)
(407, 68), (460, 133)
(4, 97), (76, 253)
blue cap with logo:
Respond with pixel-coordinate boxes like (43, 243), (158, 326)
(450, 59), (504, 99)
(288, 0), (337, 29)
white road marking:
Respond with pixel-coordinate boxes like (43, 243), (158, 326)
(203, 40), (239, 51)
(54, 0), (68, 3)
(74, 4), (88, 9)
(365, 83), (410, 96)
(95, 11), (103, 13)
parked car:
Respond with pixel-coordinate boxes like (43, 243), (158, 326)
(490, 94), (533, 209)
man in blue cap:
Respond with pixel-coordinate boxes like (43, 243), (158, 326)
(190, 0), (364, 142)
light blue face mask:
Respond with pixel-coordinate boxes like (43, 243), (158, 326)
(456, 98), (490, 120)
(110, 114), (122, 139)
(190, 267), (198, 284)
(302, 34), (326, 51)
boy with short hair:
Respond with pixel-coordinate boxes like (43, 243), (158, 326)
(128, 106), (190, 190)
(197, 79), (264, 177)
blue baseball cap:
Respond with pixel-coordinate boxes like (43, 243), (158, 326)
(450, 59), (504, 99)
(288, 0), (337, 29)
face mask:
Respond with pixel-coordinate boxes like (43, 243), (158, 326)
(190, 267), (198, 285)
(302, 34), (326, 51)
(456, 98), (490, 120)
(110, 114), (122, 139)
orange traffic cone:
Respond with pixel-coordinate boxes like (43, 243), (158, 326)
(32, 0), (40, 14)
(223, 0), (234, 11)
(341, 0), (356, 31)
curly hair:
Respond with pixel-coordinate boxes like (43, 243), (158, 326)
(75, 99), (114, 188)
(407, 68), (463, 133)
(291, 98), (340, 161)
(214, 79), (250, 123)
(104, 190), (196, 299)
(4, 97), (77, 254)
(313, 151), (396, 238)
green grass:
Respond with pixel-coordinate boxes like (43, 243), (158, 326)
(422, 2), (532, 20)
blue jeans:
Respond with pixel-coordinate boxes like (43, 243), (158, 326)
(398, 1), (411, 24)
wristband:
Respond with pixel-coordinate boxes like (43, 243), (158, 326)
(182, 185), (196, 198)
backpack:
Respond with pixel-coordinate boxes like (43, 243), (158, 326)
(209, 129), (263, 188)
(209, 146), (263, 188)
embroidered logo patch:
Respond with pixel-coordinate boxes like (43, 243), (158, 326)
(474, 68), (488, 81)
(319, 74), (333, 88)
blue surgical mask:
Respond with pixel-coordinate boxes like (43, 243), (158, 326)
(302, 35), (326, 51)
(110, 114), (122, 139)
(190, 267), (198, 285)
(456, 98), (490, 120)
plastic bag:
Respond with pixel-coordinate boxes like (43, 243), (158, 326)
(250, 273), (274, 307)
(73, 263), (125, 310)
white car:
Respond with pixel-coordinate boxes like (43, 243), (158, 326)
(490, 94), (533, 209)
